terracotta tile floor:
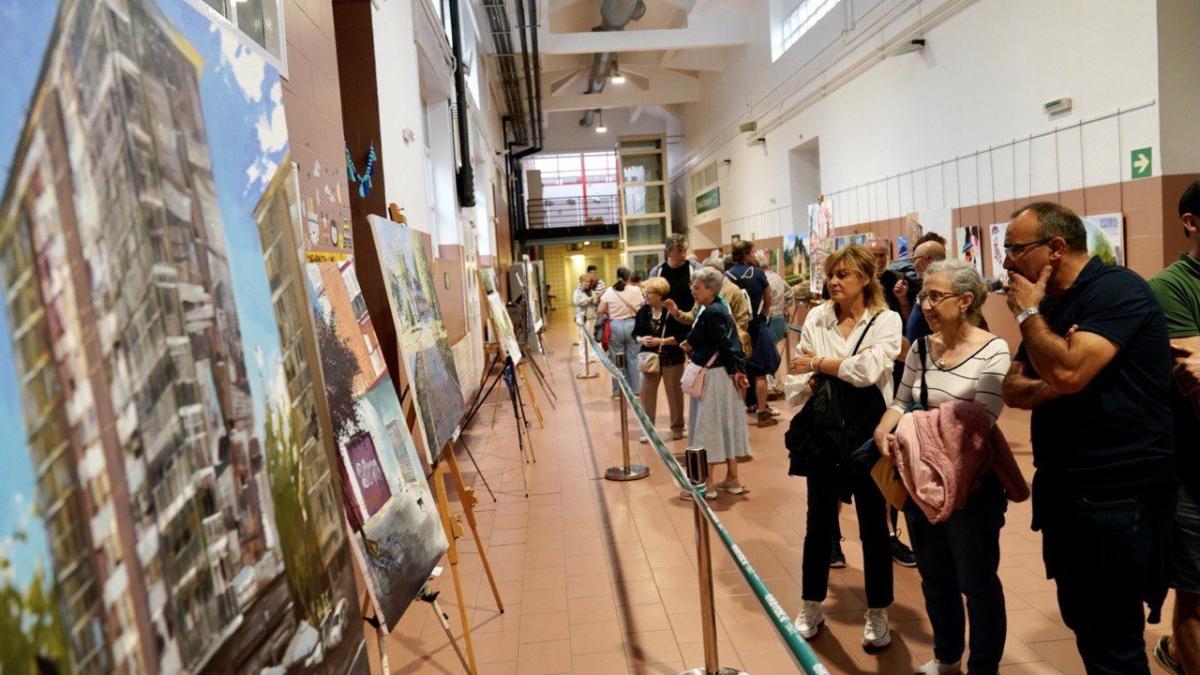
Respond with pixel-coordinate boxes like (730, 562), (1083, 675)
(369, 319), (1177, 674)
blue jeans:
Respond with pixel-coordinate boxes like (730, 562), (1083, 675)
(905, 478), (1007, 674)
(608, 318), (640, 395)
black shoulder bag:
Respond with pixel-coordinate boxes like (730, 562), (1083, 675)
(785, 313), (887, 488)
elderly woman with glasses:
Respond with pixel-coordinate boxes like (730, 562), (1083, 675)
(872, 259), (1013, 675)
(679, 266), (752, 499)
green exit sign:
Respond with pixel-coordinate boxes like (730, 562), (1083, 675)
(1131, 147), (1152, 179)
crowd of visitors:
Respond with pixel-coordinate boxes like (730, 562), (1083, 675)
(576, 179), (1200, 675)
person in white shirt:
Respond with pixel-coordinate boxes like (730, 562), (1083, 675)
(786, 244), (902, 652)
(573, 274), (601, 362)
(874, 259), (1013, 675)
(598, 267), (646, 398)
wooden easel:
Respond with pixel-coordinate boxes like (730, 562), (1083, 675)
(430, 449), (503, 675)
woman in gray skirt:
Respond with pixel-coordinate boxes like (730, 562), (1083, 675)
(680, 267), (752, 499)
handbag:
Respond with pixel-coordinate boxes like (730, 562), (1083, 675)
(870, 337), (929, 508)
(594, 314), (610, 350)
(637, 311), (669, 374)
(785, 312), (885, 482)
(681, 353), (718, 399)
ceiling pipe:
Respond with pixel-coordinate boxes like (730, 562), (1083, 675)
(449, 0), (476, 206)
(579, 0), (646, 128)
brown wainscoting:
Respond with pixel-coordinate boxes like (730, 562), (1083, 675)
(823, 176), (1196, 282)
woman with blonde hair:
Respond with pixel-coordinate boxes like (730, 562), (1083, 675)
(633, 276), (689, 441)
(786, 244), (903, 652)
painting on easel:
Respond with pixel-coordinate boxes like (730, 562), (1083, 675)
(368, 215), (467, 465)
(281, 181), (447, 632)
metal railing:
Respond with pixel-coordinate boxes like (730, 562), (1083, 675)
(579, 324), (828, 675)
(525, 195), (619, 229)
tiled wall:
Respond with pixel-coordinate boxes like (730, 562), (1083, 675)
(536, 244), (626, 313)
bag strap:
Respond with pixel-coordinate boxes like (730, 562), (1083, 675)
(657, 308), (668, 354)
(613, 288), (638, 314)
(917, 336), (929, 409)
(850, 311), (881, 355)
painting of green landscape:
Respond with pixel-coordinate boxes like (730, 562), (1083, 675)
(367, 215), (466, 465)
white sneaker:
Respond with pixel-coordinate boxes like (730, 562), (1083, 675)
(914, 659), (961, 675)
(793, 600), (824, 639)
(639, 434), (649, 444)
(862, 608), (891, 652)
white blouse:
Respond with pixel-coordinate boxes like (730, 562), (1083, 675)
(784, 302), (903, 409)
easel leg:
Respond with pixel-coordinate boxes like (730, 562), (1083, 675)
(510, 365), (537, 464)
(516, 362), (545, 428)
(537, 332), (555, 382)
(432, 465), (478, 674)
(445, 452), (504, 612)
(455, 436), (496, 502)
(503, 365), (531, 496)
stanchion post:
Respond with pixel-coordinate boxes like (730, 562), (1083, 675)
(604, 352), (648, 481)
(576, 322), (597, 379)
(681, 448), (745, 675)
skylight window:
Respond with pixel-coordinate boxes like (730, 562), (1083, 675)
(776, 0), (838, 59)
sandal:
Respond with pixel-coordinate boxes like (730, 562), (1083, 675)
(715, 480), (749, 495)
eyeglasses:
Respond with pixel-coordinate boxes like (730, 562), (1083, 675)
(1003, 238), (1051, 257)
(917, 291), (961, 305)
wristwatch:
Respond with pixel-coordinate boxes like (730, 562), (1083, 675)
(1016, 306), (1040, 326)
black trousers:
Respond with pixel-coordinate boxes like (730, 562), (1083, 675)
(1042, 492), (1158, 674)
(803, 470), (894, 608)
(906, 479), (1007, 674)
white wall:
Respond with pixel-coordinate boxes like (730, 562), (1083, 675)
(1157, 0), (1200, 175)
(542, 109), (673, 153)
(675, 0), (1164, 239)
(371, 0), (513, 396)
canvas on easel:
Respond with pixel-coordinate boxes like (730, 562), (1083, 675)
(285, 175), (448, 633)
(0, 3), (368, 671)
(367, 214), (468, 466)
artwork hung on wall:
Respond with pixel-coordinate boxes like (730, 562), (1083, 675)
(0, 2), (368, 672)
(808, 201), (835, 295)
(834, 233), (872, 251)
(917, 208), (955, 245)
(754, 247), (780, 273)
(368, 214), (467, 465)
(957, 225), (986, 276)
(988, 222), (1009, 285)
(272, 170), (447, 631)
(1083, 212), (1125, 266)
(783, 233), (812, 287)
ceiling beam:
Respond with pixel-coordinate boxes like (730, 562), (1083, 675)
(539, 3), (748, 55)
(542, 66), (701, 111)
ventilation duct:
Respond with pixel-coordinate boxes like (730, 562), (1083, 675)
(579, 0), (646, 128)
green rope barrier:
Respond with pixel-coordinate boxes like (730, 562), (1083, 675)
(580, 325), (828, 675)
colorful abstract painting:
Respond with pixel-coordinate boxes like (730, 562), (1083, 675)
(0, 1), (365, 672)
(957, 225), (986, 276)
(368, 215), (467, 465)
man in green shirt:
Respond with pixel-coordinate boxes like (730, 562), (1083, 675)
(1150, 178), (1200, 675)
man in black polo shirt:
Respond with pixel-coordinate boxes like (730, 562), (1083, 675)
(649, 233), (700, 313)
(1002, 202), (1175, 674)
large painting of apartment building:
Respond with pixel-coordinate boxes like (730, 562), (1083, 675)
(0, 1), (365, 672)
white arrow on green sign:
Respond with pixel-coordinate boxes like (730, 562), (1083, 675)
(1131, 147), (1152, 179)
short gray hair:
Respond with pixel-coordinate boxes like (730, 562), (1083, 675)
(693, 266), (724, 292)
(924, 259), (988, 317)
